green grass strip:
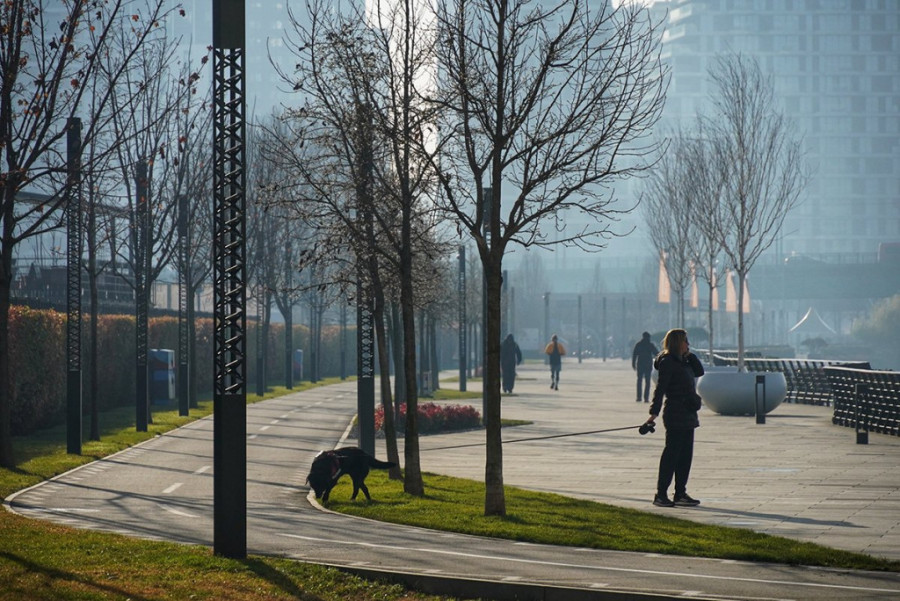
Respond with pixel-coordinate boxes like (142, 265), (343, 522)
(326, 471), (900, 572)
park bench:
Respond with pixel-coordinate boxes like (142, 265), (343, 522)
(711, 355), (871, 406)
(824, 366), (900, 437)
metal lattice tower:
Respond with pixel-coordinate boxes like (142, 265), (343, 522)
(212, 0), (247, 559)
(66, 118), (82, 454)
(177, 194), (190, 416)
(356, 274), (375, 456)
(135, 161), (149, 432)
(354, 102), (375, 455)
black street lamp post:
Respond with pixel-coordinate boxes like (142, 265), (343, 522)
(66, 118), (82, 454)
(135, 160), (149, 432)
(458, 245), (466, 392)
(212, 0), (247, 559)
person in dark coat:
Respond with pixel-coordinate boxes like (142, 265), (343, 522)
(632, 331), (658, 403)
(500, 334), (523, 394)
(643, 328), (705, 508)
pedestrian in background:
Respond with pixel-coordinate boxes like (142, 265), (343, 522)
(544, 334), (566, 390)
(500, 334), (523, 394)
(632, 331), (658, 403)
(643, 328), (704, 508)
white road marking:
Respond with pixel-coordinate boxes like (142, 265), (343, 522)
(275, 533), (900, 595)
(270, 420), (280, 425)
(260, 426), (271, 431)
(158, 503), (199, 518)
(248, 434), (258, 440)
(162, 483), (183, 494)
(194, 465), (211, 475)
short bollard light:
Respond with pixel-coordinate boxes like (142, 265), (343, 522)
(755, 374), (766, 425)
(855, 383), (869, 445)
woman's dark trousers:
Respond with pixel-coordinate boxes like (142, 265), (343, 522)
(657, 428), (695, 497)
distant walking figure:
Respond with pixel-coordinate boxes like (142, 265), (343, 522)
(644, 328), (705, 508)
(544, 334), (567, 390)
(632, 331), (658, 403)
(500, 334), (523, 394)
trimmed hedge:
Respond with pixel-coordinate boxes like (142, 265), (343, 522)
(7, 307), (356, 436)
(8, 306), (66, 434)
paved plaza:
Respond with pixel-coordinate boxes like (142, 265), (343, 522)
(372, 358), (900, 561)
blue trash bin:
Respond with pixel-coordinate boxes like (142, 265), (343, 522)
(149, 349), (176, 405)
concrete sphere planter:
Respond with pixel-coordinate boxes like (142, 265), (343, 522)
(697, 371), (787, 416)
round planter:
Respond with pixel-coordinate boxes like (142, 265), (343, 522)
(696, 371), (787, 416)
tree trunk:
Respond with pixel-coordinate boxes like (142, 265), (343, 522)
(737, 270), (747, 371)
(372, 284), (401, 479)
(390, 302), (405, 415)
(262, 290), (271, 392)
(188, 282), (198, 409)
(283, 303), (293, 388)
(707, 282), (715, 363)
(483, 253), (505, 516)
(88, 207), (100, 440)
(400, 228), (423, 495)
(429, 313), (439, 393)
(0, 221), (14, 466)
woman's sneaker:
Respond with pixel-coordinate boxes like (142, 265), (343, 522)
(652, 494), (675, 507)
(674, 493), (700, 507)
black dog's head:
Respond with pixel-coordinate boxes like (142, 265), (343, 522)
(306, 471), (328, 499)
(306, 451), (340, 499)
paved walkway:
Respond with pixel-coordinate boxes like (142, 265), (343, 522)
(7, 360), (899, 599)
(364, 358), (900, 561)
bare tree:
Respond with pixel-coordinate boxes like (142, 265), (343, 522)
(275, 0), (448, 495)
(108, 24), (196, 295)
(704, 53), (809, 370)
(78, 44), (208, 438)
(641, 132), (693, 327)
(681, 125), (728, 359)
(429, 0), (667, 515)
(0, 0), (187, 467)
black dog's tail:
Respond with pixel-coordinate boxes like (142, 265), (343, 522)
(368, 457), (397, 469)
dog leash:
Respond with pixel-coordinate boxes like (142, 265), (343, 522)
(423, 422), (653, 452)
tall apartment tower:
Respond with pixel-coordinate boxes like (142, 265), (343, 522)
(652, 0), (899, 259)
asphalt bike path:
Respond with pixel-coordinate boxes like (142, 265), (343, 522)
(5, 360), (900, 600)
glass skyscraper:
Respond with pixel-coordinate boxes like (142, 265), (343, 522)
(649, 0), (899, 260)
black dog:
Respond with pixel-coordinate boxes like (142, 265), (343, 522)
(306, 447), (397, 503)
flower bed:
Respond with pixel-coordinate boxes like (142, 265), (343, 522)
(375, 402), (482, 435)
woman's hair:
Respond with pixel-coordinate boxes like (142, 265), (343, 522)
(661, 328), (687, 356)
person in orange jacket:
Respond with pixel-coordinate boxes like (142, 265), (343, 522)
(544, 334), (567, 390)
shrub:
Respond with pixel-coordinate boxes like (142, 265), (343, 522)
(8, 305), (66, 434)
(376, 402), (481, 435)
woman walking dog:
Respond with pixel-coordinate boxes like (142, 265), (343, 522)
(643, 328), (705, 508)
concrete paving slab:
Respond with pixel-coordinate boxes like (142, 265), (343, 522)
(374, 358), (900, 561)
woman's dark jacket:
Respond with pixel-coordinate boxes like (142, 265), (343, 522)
(649, 352), (705, 430)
